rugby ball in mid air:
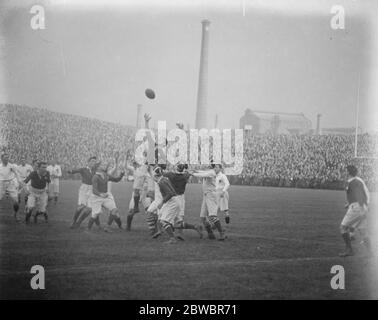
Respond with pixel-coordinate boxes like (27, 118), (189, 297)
(145, 88), (155, 99)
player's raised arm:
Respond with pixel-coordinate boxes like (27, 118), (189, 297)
(108, 170), (125, 183)
(144, 113), (152, 129)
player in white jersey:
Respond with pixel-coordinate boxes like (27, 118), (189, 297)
(192, 163), (225, 241)
(16, 158), (33, 206)
(126, 161), (154, 230)
(146, 176), (163, 237)
(0, 153), (22, 221)
(47, 160), (62, 205)
(214, 164), (231, 224)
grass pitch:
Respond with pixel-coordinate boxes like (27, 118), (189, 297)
(1, 181), (377, 299)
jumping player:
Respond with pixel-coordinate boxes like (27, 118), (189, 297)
(125, 160), (154, 231)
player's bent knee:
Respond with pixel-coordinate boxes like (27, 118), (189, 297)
(110, 208), (119, 217)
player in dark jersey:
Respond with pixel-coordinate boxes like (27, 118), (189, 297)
(339, 165), (371, 257)
(87, 161), (125, 231)
(68, 156), (98, 229)
(163, 163), (203, 240)
(24, 161), (51, 224)
(151, 166), (182, 244)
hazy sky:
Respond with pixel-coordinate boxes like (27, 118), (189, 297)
(0, 0), (377, 131)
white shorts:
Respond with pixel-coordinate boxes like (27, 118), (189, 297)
(341, 202), (367, 230)
(78, 184), (92, 206)
(216, 191), (229, 211)
(27, 188), (48, 212)
(200, 192), (218, 218)
(49, 178), (60, 194)
(0, 180), (18, 201)
(160, 196), (181, 225)
(88, 193), (117, 218)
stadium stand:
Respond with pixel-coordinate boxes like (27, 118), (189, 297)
(1, 104), (377, 190)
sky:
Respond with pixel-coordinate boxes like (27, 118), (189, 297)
(0, 0), (377, 131)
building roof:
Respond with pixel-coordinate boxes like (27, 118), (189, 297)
(243, 109), (311, 126)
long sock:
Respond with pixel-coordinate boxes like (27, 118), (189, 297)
(213, 220), (223, 234)
(342, 232), (352, 250)
(164, 224), (175, 239)
(24, 195), (28, 205)
(95, 216), (100, 226)
(34, 211), (41, 223)
(107, 214), (114, 226)
(147, 213), (158, 234)
(126, 213), (134, 229)
(133, 195), (140, 210)
(73, 207), (84, 224)
(25, 210), (32, 223)
(43, 212), (48, 221)
(88, 217), (95, 229)
(114, 217), (122, 228)
(76, 211), (90, 227)
(13, 203), (19, 214)
(202, 218), (213, 234)
(204, 223), (214, 236)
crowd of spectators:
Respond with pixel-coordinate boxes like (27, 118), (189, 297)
(236, 132), (378, 190)
(1, 104), (377, 190)
(0, 104), (135, 171)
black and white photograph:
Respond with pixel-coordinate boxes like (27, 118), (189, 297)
(0, 0), (378, 303)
